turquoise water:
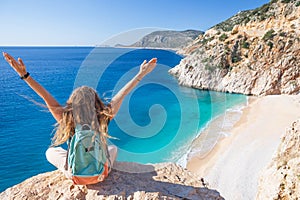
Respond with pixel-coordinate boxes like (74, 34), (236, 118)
(0, 47), (246, 191)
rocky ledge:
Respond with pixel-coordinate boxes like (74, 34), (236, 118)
(0, 162), (224, 200)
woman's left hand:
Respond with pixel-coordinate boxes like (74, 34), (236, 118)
(137, 58), (157, 78)
(3, 52), (27, 77)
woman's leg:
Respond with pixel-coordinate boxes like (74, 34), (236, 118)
(108, 145), (118, 167)
(45, 147), (72, 179)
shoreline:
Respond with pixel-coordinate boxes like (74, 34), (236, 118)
(186, 95), (300, 199)
(177, 96), (248, 168)
(186, 96), (254, 172)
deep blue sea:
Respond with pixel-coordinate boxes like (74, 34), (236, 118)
(0, 47), (246, 192)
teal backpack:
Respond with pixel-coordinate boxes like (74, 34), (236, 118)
(65, 124), (111, 185)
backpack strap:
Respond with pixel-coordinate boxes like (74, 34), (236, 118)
(65, 125), (83, 170)
(105, 118), (112, 172)
(64, 137), (71, 170)
(103, 143), (112, 173)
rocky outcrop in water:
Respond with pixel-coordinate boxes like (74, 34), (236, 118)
(169, 0), (300, 95)
(0, 162), (224, 200)
(256, 119), (300, 199)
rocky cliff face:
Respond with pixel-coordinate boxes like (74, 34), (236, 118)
(129, 30), (203, 49)
(0, 162), (224, 200)
(256, 119), (300, 199)
(169, 0), (300, 95)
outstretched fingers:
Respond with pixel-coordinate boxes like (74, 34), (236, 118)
(3, 52), (16, 65)
(18, 58), (25, 66)
(3, 52), (12, 60)
(3, 52), (10, 63)
(142, 60), (147, 65)
(18, 58), (26, 71)
(3, 52), (27, 75)
(149, 58), (157, 64)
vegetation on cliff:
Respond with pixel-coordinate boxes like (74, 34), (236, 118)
(212, 0), (299, 32)
(170, 0), (300, 95)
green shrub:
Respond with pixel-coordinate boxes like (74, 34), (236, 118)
(267, 41), (274, 49)
(224, 45), (231, 54)
(252, 9), (259, 16)
(243, 17), (251, 25)
(296, 1), (300, 6)
(200, 38), (208, 45)
(232, 56), (241, 63)
(209, 36), (215, 42)
(205, 64), (224, 72)
(219, 33), (228, 42)
(261, 4), (270, 13)
(260, 15), (267, 21)
(279, 32), (286, 37)
(205, 64), (216, 72)
(242, 41), (250, 49)
(281, 0), (292, 3)
(202, 57), (211, 63)
(263, 29), (275, 41)
(200, 36), (214, 45)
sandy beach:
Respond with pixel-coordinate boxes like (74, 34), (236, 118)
(187, 95), (300, 200)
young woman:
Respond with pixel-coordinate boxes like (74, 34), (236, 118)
(3, 52), (157, 180)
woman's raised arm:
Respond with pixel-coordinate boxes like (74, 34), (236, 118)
(110, 58), (157, 118)
(3, 52), (63, 122)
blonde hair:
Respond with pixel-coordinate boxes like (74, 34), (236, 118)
(52, 86), (112, 146)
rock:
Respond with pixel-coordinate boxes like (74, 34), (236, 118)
(256, 119), (300, 199)
(169, 1), (300, 95)
(0, 162), (224, 200)
(231, 25), (239, 35)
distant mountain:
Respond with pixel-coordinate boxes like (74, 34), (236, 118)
(120, 30), (203, 49)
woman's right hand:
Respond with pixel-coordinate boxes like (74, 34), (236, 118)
(3, 52), (27, 77)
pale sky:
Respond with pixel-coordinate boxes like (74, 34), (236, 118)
(0, 0), (269, 46)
